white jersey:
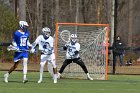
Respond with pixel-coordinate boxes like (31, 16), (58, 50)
(32, 35), (54, 55)
(66, 42), (80, 59)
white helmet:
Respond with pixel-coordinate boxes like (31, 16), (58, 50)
(70, 34), (77, 44)
(19, 21), (29, 29)
(42, 27), (51, 38)
(71, 34), (77, 38)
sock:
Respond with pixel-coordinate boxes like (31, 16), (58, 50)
(54, 74), (57, 79)
(86, 73), (90, 77)
(23, 58), (28, 80)
(24, 74), (27, 80)
(39, 63), (45, 80)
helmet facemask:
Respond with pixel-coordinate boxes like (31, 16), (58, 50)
(70, 34), (77, 45)
(42, 27), (51, 39)
(19, 21), (29, 31)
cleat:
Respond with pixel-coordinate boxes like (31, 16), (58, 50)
(23, 79), (28, 83)
(37, 80), (42, 83)
(54, 74), (57, 83)
(57, 73), (61, 79)
(4, 73), (9, 83)
(87, 76), (93, 80)
(54, 79), (57, 83)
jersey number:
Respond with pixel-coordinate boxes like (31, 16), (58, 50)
(20, 37), (27, 46)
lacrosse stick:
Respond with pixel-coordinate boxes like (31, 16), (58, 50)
(7, 45), (29, 52)
(60, 30), (71, 44)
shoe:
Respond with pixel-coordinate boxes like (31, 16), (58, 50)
(54, 78), (57, 83)
(57, 73), (61, 79)
(23, 79), (28, 83)
(4, 73), (9, 83)
(38, 79), (42, 83)
(87, 76), (93, 80)
(54, 74), (57, 83)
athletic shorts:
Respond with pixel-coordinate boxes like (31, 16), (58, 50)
(14, 52), (28, 62)
(40, 53), (56, 68)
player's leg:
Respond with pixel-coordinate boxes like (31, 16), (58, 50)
(4, 52), (21, 83)
(22, 58), (28, 83)
(50, 53), (58, 83)
(48, 62), (54, 78)
(4, 62), (20, 83)
(22, 52), (29, 83)
(57, 59), (72, 78)
(38, 54), (47, 83)
(74, 58), (93, 80)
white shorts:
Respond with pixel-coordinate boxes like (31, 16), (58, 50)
(40, 53), (56, 68)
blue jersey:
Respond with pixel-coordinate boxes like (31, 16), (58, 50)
(13, 29), (30, 62)
(13, 30), (30, 50)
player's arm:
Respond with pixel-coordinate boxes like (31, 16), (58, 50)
(74, 43), (80, 55)
(63, 45), (67, 50)
(27, 40), (32, 48)
(30, 36), (40, 53)
(48, 37), (54, 53)
(63, 43), (70, 50)
(32, 36), (40, 48)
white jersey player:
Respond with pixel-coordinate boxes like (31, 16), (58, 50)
(57, 34), (93, 80)
(65, 39), (80, 59)
(31, 27), (57, 83)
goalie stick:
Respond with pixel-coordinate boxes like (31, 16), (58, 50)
(60, 30), (71, 44)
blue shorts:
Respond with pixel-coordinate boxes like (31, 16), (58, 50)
(14, 52), (28, 62)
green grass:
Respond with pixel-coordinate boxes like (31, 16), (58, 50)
(1, 71), (140, 93)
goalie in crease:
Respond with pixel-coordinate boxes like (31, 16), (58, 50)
(4, 21), (32, 83)
(57, 33), (93, 80)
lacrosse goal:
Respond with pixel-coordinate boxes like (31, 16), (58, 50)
(55, 23), (109, 80)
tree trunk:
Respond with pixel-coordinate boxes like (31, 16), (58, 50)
(18, 0), (26, 21)
(128, 0), (133, 47)
(36, 0), (43, 37)
(55, 0), (59, 22)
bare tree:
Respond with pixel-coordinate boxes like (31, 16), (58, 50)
(55, 0), (59, 22)
(36, 0), (43, 37)
(128, 0), (133, 47)
(18, 0), (26, 21)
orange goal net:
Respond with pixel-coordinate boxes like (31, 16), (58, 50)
(55, 23), (109, 80)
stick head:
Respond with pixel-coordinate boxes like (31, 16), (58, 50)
(60, 30), (71, 43)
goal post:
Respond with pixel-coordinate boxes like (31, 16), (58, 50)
(54, 22), (109, 80)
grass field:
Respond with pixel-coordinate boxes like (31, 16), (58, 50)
(0, 71), (140, 93)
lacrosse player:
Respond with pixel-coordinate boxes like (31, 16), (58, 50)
(4, 21), (32, 83)
(30, 27), (57, 83)
(57, 34), (93, 80)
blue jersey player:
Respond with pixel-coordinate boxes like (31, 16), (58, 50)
(4, 21), (32, 83)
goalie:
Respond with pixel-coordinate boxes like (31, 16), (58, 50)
(57, 34), (93, 80)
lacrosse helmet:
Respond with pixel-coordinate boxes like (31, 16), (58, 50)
(70, 34), (77, 45)
(42, 27), (51, 39)
(19, 21), (29, 31)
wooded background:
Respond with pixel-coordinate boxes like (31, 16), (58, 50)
(0, 0), (140, 63)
